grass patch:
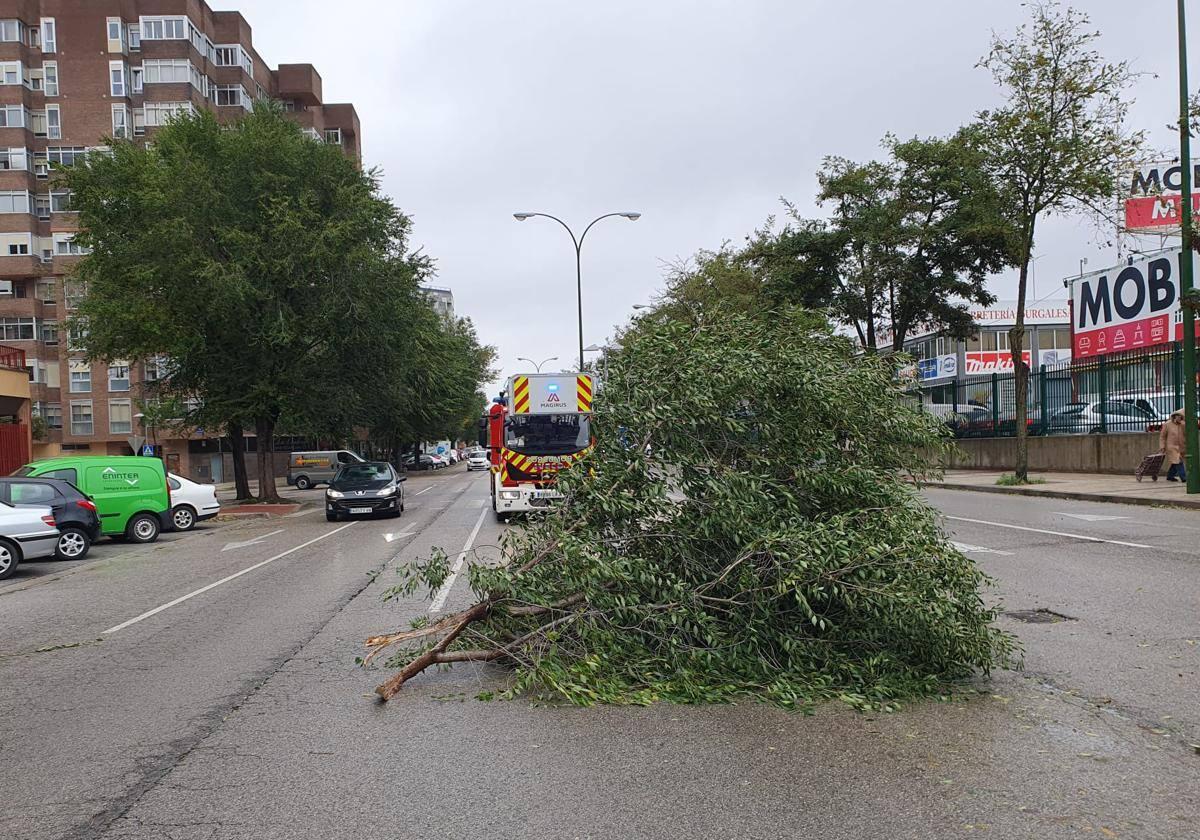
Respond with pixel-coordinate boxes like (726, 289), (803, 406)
(995, 473), (1046, 486)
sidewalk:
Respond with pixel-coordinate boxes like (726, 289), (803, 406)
(929, 469), (1200, 510)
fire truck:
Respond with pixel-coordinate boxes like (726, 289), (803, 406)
(482, 372), (594, 520)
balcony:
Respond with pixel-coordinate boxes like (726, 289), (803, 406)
(0, 343), (24, 370)
(276, 64), (322, 106)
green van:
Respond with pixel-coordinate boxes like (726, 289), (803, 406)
(13, 456), (172, 543)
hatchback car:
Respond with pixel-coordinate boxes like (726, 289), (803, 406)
(0, 501), (60, 580)
(0, 476), (101, 560)
(325, 461), (406, 521)
(1048, 400), (1156, 435)
(467, 451), (489, 471)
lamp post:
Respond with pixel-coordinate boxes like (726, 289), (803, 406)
(1178, 0), (1199, 493)
(513, 211), (641, 370)
(516, 355), (557, 373)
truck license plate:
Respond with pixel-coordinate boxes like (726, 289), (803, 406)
(532, 490), (562, 499)
(350, 507), (372, 514)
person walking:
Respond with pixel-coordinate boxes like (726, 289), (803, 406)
(1160, 409), (1188, 483)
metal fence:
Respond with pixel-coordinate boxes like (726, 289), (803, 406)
(912, 344), (1196, 438)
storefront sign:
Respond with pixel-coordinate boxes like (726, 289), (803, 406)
(918, 354), (957, 381)
(966, 301), (1070, 326)
(964, 351), (1031, 375)
(1070, 249), (1186, 358)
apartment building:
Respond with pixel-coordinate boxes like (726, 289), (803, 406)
(0, 1), (360, 476)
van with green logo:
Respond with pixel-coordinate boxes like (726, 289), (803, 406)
(13, 456), (172, 543)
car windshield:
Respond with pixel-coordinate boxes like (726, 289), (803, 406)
(337, 464), (391, 481)
(506, 414), (590, 455)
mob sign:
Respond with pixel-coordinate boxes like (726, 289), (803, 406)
(1070, 249), (1189, 359)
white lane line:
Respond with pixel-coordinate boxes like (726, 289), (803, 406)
(103, 523), (356, 634)
(951, 540), (1013, 557)
(944, 516), (1153, 549)
(429, 506), (489, 614)
(415, 486), (434, 496)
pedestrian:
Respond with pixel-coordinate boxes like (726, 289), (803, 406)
(1160, 409), (1188, 483)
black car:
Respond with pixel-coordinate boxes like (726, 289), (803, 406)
(325, 461), (406, 522)
(401, 453), (443, 471)
(0, 476), (102, 560)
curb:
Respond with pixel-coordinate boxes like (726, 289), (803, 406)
(931, 481), (1200, 511)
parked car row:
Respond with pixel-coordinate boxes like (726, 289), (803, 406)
(0, 456), (220, 581)
(925, 390), (1185, 437)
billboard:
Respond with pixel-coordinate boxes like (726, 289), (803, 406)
(1070, 249), (1188, 358)
(1125, 162), (1200, 232)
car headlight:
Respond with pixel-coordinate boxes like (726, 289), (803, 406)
(499, 490), (521, 500)
(375, 484), (397, 497)
(327, 489), (344, 499)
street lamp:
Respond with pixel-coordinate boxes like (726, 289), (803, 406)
(516, 355), (558, 373)
(513, 211), (641, 370)
(1178, 0), (1199, 493)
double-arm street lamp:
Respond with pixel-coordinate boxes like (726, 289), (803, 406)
(516, 355), (558, 373)
(513, 211), (641, 370)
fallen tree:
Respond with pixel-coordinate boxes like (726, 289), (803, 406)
(366, 307), (1016, 708)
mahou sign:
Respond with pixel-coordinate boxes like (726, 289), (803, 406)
(1071, 250), (1186, 358)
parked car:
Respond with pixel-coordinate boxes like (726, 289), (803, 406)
(1107, 391), (1180, 428)
(325, 461), (405, 521)
(0, 476), (101, 560)
(12, 456), (171, 544)
(1048, 400), (1156, 435)
(430, 454), (449, 468)
(0, 501), (60, 580)
(167, 473), (221, 531)
(286, 450), (365, 490)
(467, 450), (489, 471)
(402, 453), (442, 471)
(443, 450), (459, 464)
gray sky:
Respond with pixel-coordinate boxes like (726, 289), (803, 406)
(222, 0), (1186, 393)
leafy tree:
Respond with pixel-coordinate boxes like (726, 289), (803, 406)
(65, 104), (413, 500)
(978, 1), (1144, 481)
(818, 129), (1013, 352)
(366, 306), (1016, 706)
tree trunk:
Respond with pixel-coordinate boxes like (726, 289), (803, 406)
(255, 415), (283, 503)
(1011, 254), (1031, 482)
(228, 421), (252, 502)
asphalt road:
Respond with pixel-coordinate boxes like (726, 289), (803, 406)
(1, 471), (1197, 839)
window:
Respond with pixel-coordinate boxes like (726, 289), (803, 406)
(324, 128), (342, 145)
(111, 105), (129, 140)
(130, 67), (142, 93)
(70, 401), (93, 436)
(0, 105), (25, 128)
(34, 158), (48, 179)
(36, 279), (55, 304)
(129, 24), (140, 50)
(53, 234), (88, 256)
(144, 357), (169, 382)
(40, 18), (55, 53)
(133, 108), (145, 136)
(44, 403), (62, 429)
(28, 27), (38, 48)
(9, 481), (57, 505)
(109, 61), (126, 96)
(0, 61), (20, 85)
(34, 195), (49, 219)
(106, 18), (126, 52)
(47, 147), (87, 167)
(0, 317), (35, 341)
(214, 85), (244, 107)
(143, 102), (194, 127)
(69, 362), (90, 393)
(40, 320), (57, 344)
(64, 280), (86, 308)
(0, 148), (27, 170)
(140, 16), (187, 41)
(108, 363), (130, 392)
(0, 20), (21, 43)
(109, 399), (132, 434)
(142, 59), (191, 85)
(7, 241), (27, 256)
(0, 191), (30, 213)
(50, 190), (71, 213)
(42, 62), (57, 96)
(45, 105), (60, 139)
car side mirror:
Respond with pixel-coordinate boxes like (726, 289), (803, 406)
(397, 473), (407, 482)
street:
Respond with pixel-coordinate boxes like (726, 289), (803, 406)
(1, 471), (1197, 839)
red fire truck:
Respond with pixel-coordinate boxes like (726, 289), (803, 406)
(482, 372), (594, 521)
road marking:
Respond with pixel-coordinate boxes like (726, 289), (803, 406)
(429, 506), (489, 614)
(415, 486), (433, 496)
(103, 523), (355, 634)
(952, 540), (1014, 557)
(383, 530), (415, 543)
(284, 509), (311, 518)
(221, 528), (285, 552)
(944, 516), (1153, 549)
(1053, 512), (1129, 522)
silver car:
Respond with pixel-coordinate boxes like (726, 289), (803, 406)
(1048, 400), (1156, 435)
(0, 501), (61, 581)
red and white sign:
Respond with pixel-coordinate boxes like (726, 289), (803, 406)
(1125, 162), (1200, 232)
(964, 351), (1031, 375)
(1069, 249), (1189, 358)
(1125, 194), (1200, 230)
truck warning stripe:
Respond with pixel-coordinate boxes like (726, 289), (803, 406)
(577, 375), (593, 412)
(513, 376), (531, 414)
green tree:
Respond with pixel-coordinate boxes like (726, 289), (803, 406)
(978, 1), (1144, 481)
(65, 104), (414, 501)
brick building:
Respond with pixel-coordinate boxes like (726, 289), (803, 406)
(0, 0), (360, 478)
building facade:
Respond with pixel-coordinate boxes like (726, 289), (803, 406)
(422, 285), (455, 320)
(0, 0), (360, 476)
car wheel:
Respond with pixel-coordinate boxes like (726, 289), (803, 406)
(171, 506), (197, 531)
(295, 476), (312, 490)
(0, 538), (20, 580)
(326, 512), (339, 522)
(126, 513), (160, 544)
(55, 527), (91, 561)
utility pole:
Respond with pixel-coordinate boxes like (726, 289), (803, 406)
(1179, 0), (1199, 492)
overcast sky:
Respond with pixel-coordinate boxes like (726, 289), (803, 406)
(221, 0), (1186, 393)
